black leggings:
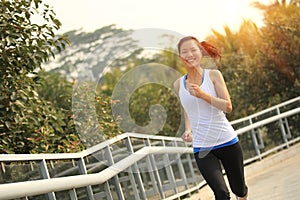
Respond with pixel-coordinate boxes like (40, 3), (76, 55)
(194, 142), (248, 200)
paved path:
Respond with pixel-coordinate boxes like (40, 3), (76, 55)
(185, 142), (300, 200)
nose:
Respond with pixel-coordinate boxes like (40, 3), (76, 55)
(186, 51), (194, 58)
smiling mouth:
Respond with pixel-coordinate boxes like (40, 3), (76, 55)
(187, 58), (196, 63)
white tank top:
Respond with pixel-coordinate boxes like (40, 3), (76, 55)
(179, 69), (236, 148)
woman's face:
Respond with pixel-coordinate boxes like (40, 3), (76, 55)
(179, 39), (203, 67)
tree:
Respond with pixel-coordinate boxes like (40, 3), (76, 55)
(205, 0), (300, 118)
(252, 0), (300, 104)
(0, 0), (83, 153)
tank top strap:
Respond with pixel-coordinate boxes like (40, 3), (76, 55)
(202, 69), (205, 84)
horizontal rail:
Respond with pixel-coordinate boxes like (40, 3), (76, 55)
(0, 146), (192, 200)
(231, 96), (300, 125)
(235, 107), (300, 135)
(243, 137), (300, 165)
(0, 133), (184, 162)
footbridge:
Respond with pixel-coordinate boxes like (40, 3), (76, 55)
(0, 96), (299, 200)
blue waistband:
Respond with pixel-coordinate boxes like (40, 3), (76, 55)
(193, 136), (239, 153)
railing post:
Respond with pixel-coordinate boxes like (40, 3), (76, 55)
(146, 138), (166, 199)
(1, 162), (5, 173)
(174, 141), (189, 191)
(249, 119), (264, 160)
(78, 157), (94, 200)
(39, 159), (56, 200)
(69, 188), (78, 200)
(277, 108), (291, 148)
(105, 146), (125, 200)
(186, 151), (197, 184)
(162, 140), (178, 195)
(145, 152), (159, 195)
(104, 181), (114, 200)
(283, 117), (292, 139)
(125, 136), (147, 200)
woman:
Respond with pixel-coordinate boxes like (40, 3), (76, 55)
(173, 36), (249, 200)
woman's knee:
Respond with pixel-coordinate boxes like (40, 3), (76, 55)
(214, 188), (230, 200)
(233, 185), (248, 198)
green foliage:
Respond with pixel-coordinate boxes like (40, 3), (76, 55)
(1, 0), (69, 73)
(36, 70), (73, 111)
(35, 70), (84, 152)
(0, 0), (82, 153)
(96, 95), (123, 140)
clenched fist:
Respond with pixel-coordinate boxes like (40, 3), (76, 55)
(182, 131), (193, 142)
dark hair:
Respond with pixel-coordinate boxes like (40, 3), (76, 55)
(177, 36), (221, 59)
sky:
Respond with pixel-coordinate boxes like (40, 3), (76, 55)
(43, 0), (274, 39)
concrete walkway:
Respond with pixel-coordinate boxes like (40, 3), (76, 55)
(185, 142), (300, 200)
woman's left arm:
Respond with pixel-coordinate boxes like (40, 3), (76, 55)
(189, 70), (232, 113)
(209, 70), (232, 113)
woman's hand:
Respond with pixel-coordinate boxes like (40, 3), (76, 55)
(188, 83), (205, 98)
(182, 130), (193, 142)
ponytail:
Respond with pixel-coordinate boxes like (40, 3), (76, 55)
(200, 41), (221, 60)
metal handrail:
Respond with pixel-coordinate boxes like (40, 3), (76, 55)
(0, 133), (184, 162)
(231, 96), (300, 125)
(0, 146), (192, 200)
(235, 107), (300, 135)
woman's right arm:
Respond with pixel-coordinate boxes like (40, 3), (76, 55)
(174, 79), (192, 142)
(182, 110), (192, 142)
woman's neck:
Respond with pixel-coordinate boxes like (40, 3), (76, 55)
(186, 66), (203, 85)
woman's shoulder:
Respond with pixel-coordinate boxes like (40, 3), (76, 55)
(207, 68), (222, 75)
(209, 69), (223, 83)
(207, 69), (224, 83)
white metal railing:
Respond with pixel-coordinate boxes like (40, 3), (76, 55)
(234, 108), (300, 135)
(231, 96), (300, 161)
(0, 133), (198, 200)
(230, 96), (300, 126)
(0, 146), (192, 200)
(0, 96), (299, 200)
